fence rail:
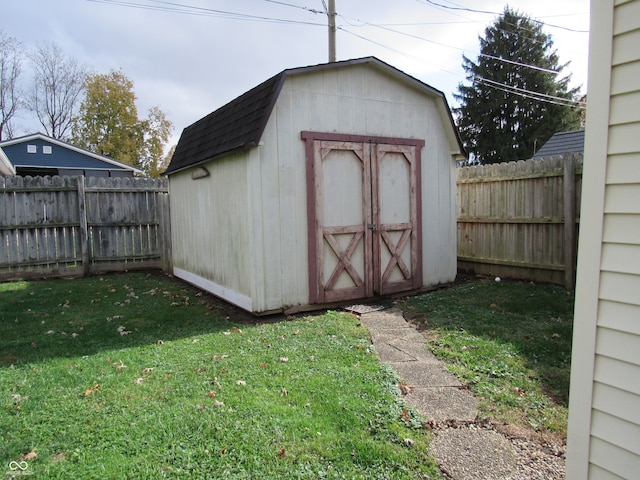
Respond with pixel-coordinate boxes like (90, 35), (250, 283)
(0, 175), (171, 281)
(456, 154), (582, 289)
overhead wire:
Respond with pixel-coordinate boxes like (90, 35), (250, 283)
(86, 0), (326, 26)
(418, 0), (589, 33)
(84, 0), (585, 109)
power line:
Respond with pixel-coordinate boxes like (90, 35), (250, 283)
(418, 0), (589, 33)
(338, 14), (561, 75)
(475, 76), (585, 109)
(86, 0), (325, 26)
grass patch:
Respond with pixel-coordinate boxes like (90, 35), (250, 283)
(401, 277), (574, 439)
(0, 273), (441, 479)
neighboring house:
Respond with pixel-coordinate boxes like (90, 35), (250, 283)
(165, 56), (465, 314)
(566, 0), (640, 479)
(532, 130), (585, 158)
(0, 133), (143, 177)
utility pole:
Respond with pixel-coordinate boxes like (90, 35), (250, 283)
(328, 0), (336, 62)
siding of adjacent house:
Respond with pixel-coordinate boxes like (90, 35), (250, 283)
(566, 0), (640, 478)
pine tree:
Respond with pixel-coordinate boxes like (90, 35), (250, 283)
(454, 7), (583, 164)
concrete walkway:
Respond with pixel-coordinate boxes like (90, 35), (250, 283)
(359, 307), (518, 480)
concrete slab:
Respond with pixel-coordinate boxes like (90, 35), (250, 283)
(360, 306), (522, 480)
(387, 361), (463, 387)
(403, 387), (478, 422)
(359, 308), (411, 330)
(429, 427), (517, 480)
(370, 329), (427, 345)
(374, 342), (417, 362)
(387, 338), (439, 362)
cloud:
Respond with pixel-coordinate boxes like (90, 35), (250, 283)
(3, 0), (589, 144)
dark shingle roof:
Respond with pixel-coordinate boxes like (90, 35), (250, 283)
(165, 57), (465, 175)
(532, 130), (585, 158)
(164, 72), (284, 175)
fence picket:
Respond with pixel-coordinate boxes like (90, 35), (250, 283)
(457, 154), (583, 288)
(0, 175), (170, 281)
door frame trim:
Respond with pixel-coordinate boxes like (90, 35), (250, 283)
(301, 131), (425, 304)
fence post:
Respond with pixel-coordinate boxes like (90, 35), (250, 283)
(563, 153), (577, 290)
(158, 189), (172, 272)
(77, 176), (90, 276)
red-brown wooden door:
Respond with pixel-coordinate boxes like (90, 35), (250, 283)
(302, 132), (424, 304)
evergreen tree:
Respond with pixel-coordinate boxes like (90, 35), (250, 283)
(454, 7), (583, 164)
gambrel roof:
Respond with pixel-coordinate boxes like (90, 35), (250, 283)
(532, 130), (585, 158)
(165, 56), (465, 175)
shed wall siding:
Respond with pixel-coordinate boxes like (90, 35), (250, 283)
(567, 0), (640, 477)
(169, 152), (254, 305)
(260, 64), (456, 310)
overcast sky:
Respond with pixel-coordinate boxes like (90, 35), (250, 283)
(4, 0), (590, 146)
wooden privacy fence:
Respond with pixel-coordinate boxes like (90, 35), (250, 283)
(0, 175), (171, 281)
(456, 154), (583, 289)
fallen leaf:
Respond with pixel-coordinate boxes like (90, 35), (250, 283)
(281, 388), (289, 396)
(142, 367), (154, 375)
(213, 400), (224, 407)
(236, 380), (246, 386)
(208, 390), (217, 398)
(400, 409), (411, 423)
(279, 357), (289, 363)
(404, 438), (415, 447)
(552, 333), (561, 338)
(21, 449), (37, 461)
(398, 383), (414, 395)
(293, 330), (300, 335)
(278, 448), (287, 458)
(45, 330), (55, 335)
(84, 384), (100, 397)
(156, 340), (164, 345)
(135, 377), (144, 384)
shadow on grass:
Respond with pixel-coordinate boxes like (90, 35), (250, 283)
(401, 277), (575, 407)
(0, 271), (280, 366)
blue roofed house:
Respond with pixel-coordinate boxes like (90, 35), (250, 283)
(0, 133), (143, 177)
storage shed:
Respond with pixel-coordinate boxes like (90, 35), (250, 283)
(165, 57), (465, 314)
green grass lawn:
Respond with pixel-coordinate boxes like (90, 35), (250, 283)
(401, 277), (574, 441)
(0, 273), (440, 479)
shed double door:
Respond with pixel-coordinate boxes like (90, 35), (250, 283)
(303, 132), (424, 304)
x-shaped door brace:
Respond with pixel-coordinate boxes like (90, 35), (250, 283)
(379, 229), (411, 284)
(323, 230), (364, 291)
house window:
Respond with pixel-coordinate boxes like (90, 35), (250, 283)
(27, 145), (37, 153)
(43, 146), (52, 154)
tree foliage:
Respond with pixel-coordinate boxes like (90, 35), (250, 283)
(0, 31), (23, 141)
(454, 7), (583, 164)
(29, 42), (88, 140)
(72, 70), (172, 177)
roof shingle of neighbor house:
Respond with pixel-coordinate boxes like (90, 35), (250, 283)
(532, 130), (585, 158)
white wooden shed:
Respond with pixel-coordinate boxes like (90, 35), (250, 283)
(165, 57), (465, 314)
